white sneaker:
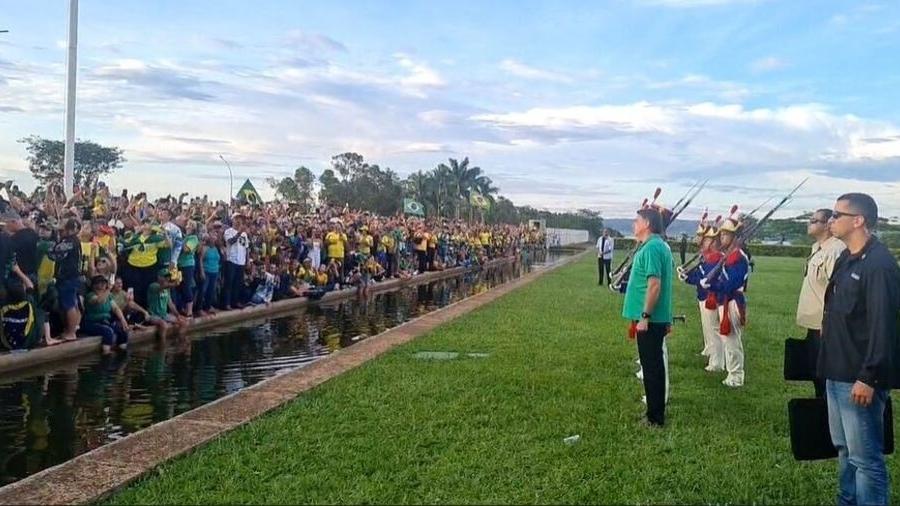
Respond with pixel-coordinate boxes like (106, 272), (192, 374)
(722, 378), (743, 388)
(635, 370), (644, 380)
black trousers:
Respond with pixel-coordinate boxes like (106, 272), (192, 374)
(598, 258), (612, 284)
(416, 250), (428, 273)
(806, 328), (825, 398)
(637, 323), (668, 425)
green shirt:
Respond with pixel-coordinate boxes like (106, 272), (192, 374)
(178, 235), (200, 268)
(622, 234), (674, 324)
(147, 282), (170, 319)
(84, 292), (114, 323)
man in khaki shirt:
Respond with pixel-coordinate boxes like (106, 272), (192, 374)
(796, 208), (846, 397)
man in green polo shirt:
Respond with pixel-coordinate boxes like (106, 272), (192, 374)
(623, 207), (674, 427)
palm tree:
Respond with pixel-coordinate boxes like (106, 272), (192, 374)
(444, 157), (483, 219)
(473, 175), (498, 202)
(404, 170), (430, 211)
(429, 164), (451, 218)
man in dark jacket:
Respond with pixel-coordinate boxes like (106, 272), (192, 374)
(819, 193), (900, 506)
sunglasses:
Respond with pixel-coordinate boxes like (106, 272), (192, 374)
(831, 211), (861, 220)
(808, 218), (827, 224)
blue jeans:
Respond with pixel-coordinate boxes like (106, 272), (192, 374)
(826, 379), (890, 505)
(80, 320), (128, 347)
(199, 271), (219, 311)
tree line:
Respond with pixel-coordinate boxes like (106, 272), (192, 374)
(14, 136), (605, 233)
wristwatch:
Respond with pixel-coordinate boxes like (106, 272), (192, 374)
(641, 312), (651, 320)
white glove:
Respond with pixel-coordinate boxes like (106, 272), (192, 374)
(699, 278), (711, 290)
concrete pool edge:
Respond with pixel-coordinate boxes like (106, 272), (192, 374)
(0, 250), (588, 505)
(0, 255), (519, 379)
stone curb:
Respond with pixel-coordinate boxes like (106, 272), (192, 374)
(0, 250), (588, 505)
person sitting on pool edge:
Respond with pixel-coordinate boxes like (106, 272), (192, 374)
(146, 268), (188, 339)
(80, 275), (130, 355)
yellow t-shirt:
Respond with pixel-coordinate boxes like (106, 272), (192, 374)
(314, 272), (329, 286)
(414, 232), (428, 252)
(358, 234), (373, 255)
(80, 241), (96, 274)
(96, 234), (116, 255)
(325, 232), (346, 259)
(128, 235), (162, 268)
(37, 255), (55, 295)
(380, 235), (396, 253)
(366, 259), (383, 275)
(479, 232), (491, 246)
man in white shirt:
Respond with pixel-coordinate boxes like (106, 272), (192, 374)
(596, 228), (614, 286)
(222, 214), (249, 310)
(796, 208), (846, 397)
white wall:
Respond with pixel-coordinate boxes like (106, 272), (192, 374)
(545, 227), (590, 247)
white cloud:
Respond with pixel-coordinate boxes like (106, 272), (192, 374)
(417, 110), (453, 126)
(472, 102), (677, 135)
(647, 73), (750, 101)
(282, 30), (347, 53)
(499, 59), (573, 83)
(399, 142), (451, 153)
(750, 56), (788, 73)
(394, 53), (445, 91)
(472, 100), (900, 169)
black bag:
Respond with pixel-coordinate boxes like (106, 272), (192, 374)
(788, 397), (894, 461)
(784, 338), (815, 381)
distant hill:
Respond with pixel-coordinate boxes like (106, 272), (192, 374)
(603, 218), (697, 238)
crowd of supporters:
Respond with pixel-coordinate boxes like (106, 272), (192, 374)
(0, 182), (546, 354)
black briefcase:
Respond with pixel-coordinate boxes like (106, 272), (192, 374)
(788, 398), (894, 461)
(784, 338), (815, 381)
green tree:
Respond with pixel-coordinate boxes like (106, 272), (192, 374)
(485, 196), (520, 224)
(404, 170), (431, 210)
(267, 177), (301, 202)
(330, 152), (366, 181)
(318, 168), (346, 205)
(18, 135), (125, 191)
(443, 157), (483, 219)
(318, 154), (403, 214)
(267, 166), (316, 211)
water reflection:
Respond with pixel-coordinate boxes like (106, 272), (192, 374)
(0, 252), (565, 485)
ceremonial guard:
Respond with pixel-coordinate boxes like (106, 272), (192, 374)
(679, 214), (724, 372)
(700, 213), (750, 387)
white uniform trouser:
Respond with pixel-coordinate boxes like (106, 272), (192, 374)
(637, 338), (669, 403)
(699, 300), (724, 370)
(717, 300), (745, 385)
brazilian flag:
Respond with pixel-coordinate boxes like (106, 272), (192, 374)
(403, 198), (425, 217)
(469, 191), (490, 210)
(236, 179), (263, 206)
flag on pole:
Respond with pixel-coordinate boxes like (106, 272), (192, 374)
(236, 179), (263, 206)
(469, 191), (490, 210)
(403, 198), (425, 216)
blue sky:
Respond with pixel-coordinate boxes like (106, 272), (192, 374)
(2, 0), (899, 218)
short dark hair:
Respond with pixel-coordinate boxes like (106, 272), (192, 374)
(64, 218), (80, 232)
(90, 275), (109, 288)
(815, 208), (833, 221)
(637, 209), (665, 234)
(837, 193), (878, 229)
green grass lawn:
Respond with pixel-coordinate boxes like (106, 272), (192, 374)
(108, 254), (899, 504)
